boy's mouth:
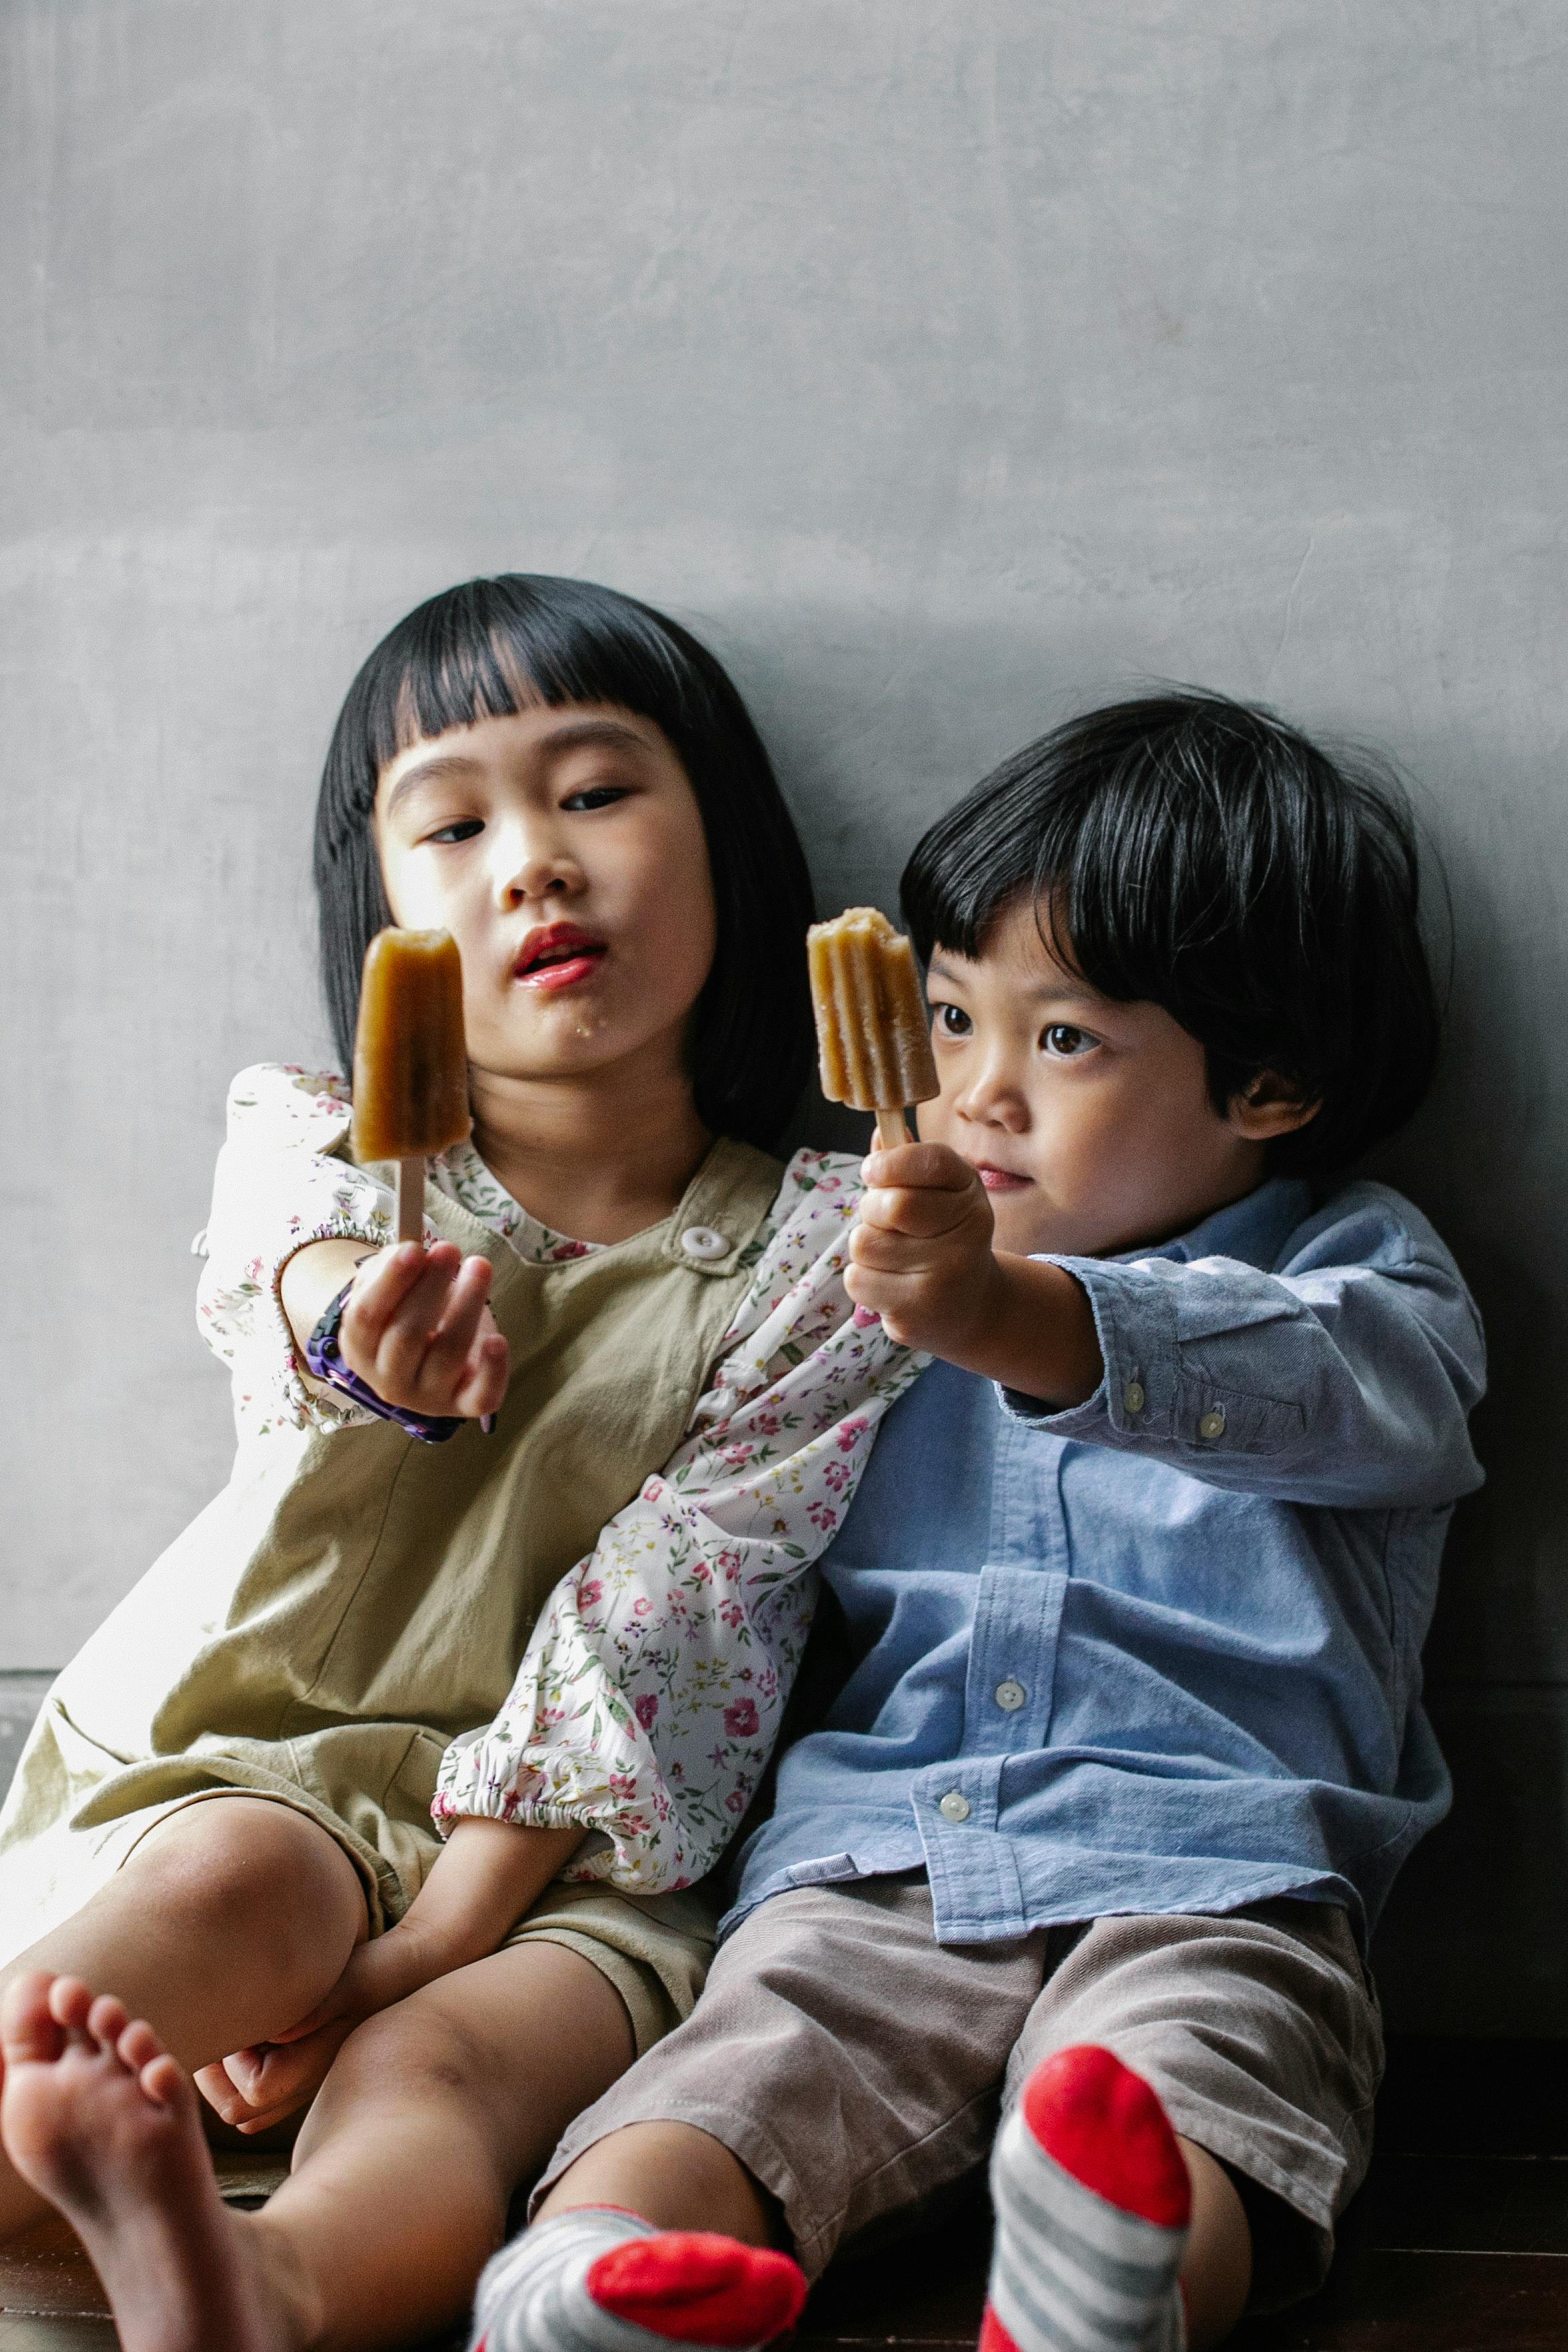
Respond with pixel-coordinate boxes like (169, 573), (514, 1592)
(972, 1161), (1035, 1194)
(513, 923), (607, 992)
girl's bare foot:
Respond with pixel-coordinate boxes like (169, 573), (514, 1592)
(0, 1970), (308, 2352)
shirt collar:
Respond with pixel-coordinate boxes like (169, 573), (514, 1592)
(1109, 1175), (1314, 1274)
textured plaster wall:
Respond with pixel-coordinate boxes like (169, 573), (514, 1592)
(2, 0), (1565, 2025)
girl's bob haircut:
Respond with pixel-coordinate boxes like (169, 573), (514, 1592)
(902, 691), (1442, 1177)
(314, 574), (815, 1154)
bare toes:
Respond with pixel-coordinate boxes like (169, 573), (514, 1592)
(0, 1970), (64, 2064)
(117, 2019), (164, 2072)
(138, 2053), (185, 2110)
(47, 1976), (96, 2035)
(87, 1994), (130, 2052)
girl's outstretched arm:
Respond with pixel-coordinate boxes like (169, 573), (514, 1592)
(432, 1150), (926, 1894)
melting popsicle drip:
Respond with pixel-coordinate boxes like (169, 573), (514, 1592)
(807, 907), (939, 1114)
(352, 928), (471, 1166)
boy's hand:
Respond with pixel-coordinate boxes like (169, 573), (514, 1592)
(338, 1241), (509, 1421)
(846, 1142), (1001, 1356)
(847, 1141), (1104, 1407)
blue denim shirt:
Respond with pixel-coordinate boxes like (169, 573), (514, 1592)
(724, 1178), (1485, 1949)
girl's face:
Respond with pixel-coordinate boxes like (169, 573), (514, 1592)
(374, 704), (717, 1094)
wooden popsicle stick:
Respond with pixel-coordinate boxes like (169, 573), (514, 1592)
(875, 1108), (909, 1150)
(396, 1156), (426, 1244)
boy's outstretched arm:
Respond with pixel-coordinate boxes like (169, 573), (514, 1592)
(847, 1141), (1104, 1406)
(195, 1818), (583, 2133)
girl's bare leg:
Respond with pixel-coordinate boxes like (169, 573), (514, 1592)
(0, 1797), (366, 2240)
(2, 1939), (635, 2352)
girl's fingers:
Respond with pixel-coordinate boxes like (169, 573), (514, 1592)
(419, 1261), (495, 1387)
(365, 1250), (472, 1395)
(343, 1242), (439, 1336)
(454, 1330), (511, 1421)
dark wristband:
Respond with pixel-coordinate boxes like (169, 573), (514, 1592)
(304, 1282), (463, 1445)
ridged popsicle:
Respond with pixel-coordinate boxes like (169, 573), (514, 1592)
(807, 907), (939, 1135)
(352, 929), (471, 1177)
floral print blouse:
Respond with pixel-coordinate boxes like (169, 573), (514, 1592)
(195, 1064), (925, 1892)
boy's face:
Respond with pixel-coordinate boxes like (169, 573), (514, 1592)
(917, 895), (1297, 1260)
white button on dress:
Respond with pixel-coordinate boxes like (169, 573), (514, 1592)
(938, 1791), (972, 1824)
(994, 1679), (1027, 1713)
(1198, 1406), (1227, 1441)
(1123, 1379), (1146, 1415)
(679, 1226), (729, 1263)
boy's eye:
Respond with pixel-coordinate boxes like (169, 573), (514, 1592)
(933, 1003), (973, 1038)
(561, 785), (631, 813)
(426, 818), (484, 845)
(1042, 1023), (1095, 1058)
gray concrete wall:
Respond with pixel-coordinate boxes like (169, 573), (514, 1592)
(2, 0), (1564, 2028)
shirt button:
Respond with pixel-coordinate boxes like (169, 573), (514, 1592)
(679, 1226), (729, 1263)
(1123, 1379), (1146, 1416)
(938, 1791), (972, 1824)
(994, 1679), (1027, 1713)
(1198, 1406), (1227, 1441)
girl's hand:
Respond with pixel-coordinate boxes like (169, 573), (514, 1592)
(847, 1142), (1103, 1407)
(195, 2016), (359, 2136)
(338, 1240), (510, 1420)
(194, 1932), (438, 2134)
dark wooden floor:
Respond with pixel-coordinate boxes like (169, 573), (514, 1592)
(3, 2038), (1567, 2348)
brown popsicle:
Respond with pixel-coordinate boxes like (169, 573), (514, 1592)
(352, 927), (471, 1240)
(807, 907), (939, 1149)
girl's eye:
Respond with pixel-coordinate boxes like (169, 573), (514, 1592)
(1042, 1023), (1095, 1058)
(933, 1003), (973, 1038)
(562, 785), (631, 813)
(426, 818), (484, 845)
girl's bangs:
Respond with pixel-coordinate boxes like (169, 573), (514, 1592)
(368, 580), (688, 771)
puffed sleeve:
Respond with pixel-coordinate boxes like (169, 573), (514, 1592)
(195, 1064), (395, 1439)
(1001, 1182), (1485, 1511)
(432, 1150), (927, 1891)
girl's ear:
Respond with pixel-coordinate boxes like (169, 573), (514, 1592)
(1226, 1070), (1320, 1142)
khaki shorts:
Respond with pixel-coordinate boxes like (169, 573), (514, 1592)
(80, 1788), (717, 2063)
(534, 1874), (1382, 2310)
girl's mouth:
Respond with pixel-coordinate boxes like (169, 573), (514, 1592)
(973, 1162), (1035, 1193)
(513, 924), (607, 992)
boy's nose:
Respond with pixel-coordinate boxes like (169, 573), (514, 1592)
(955, 1066), (1030, 1132)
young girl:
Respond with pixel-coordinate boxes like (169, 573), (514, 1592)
(0, 574), (921, 2351)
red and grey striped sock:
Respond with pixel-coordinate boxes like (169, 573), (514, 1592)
(470, 2206), (808, 2352)
(983, 2046), (1191, 2352)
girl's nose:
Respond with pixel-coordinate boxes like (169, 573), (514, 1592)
(496, 827), (584, 909)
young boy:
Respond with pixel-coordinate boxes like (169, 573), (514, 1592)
(469, 693), (1484, 2351)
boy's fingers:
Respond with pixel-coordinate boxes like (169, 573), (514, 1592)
(861, 1142), (975, 1194)
(857, 1184), (977, 1239)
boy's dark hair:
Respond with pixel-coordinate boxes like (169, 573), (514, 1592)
(901, 691), (1441, 1176)
(313, 574), (815, 1153)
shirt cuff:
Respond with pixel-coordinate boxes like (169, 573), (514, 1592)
(996, 1255), (1181, 1441)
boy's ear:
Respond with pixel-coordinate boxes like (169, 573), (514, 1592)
(1226, 1070), (1320, 1142)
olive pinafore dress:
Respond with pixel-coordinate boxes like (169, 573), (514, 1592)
(0, 1136), (784, 2050)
